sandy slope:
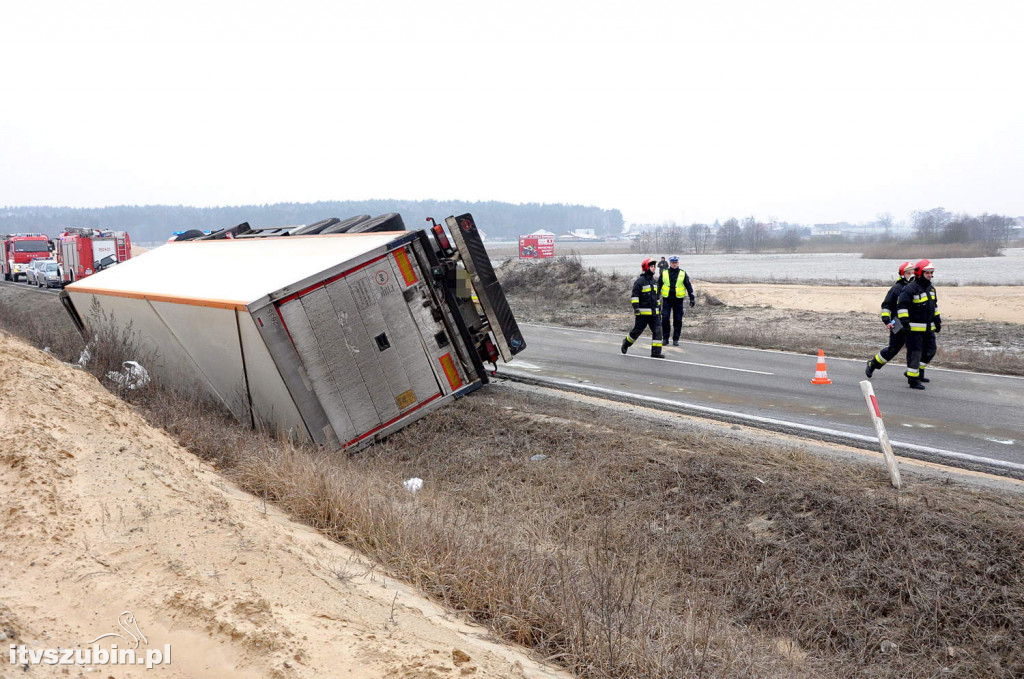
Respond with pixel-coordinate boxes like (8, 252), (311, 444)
(702, 283), (1024, 324)
(0, 332), (569, 679)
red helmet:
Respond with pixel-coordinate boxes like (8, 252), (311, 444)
(641, 257), (655, 271)
(898, 261), (912, 277)
(913, 259), (935, 277)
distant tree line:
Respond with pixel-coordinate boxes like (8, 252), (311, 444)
(0, 200), (624, 244)
(634, 217), (808, 255)
(633, 207), (1017, 256)
(910, 207), (1014, 244)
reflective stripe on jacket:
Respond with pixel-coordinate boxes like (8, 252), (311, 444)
(631, 271), (661, 315)
(896, 280), (940, 331)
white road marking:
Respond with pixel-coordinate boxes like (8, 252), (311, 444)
(627, 354), (774, 375)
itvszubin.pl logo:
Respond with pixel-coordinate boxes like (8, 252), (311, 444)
(8, 611), (171, 669)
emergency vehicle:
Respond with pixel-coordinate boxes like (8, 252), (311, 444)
(57, 228), (132, 284)
(2, 233), (52, 281)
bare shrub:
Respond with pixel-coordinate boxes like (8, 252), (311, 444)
(0, 290), (83, 361)
(498, 257), (624, 309)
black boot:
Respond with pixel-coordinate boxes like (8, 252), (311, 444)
(651, 352), (665, 358)
(865, 360), (876, 378)
(919, 369), (930, 383)
(904, 371), (925, 390)
(621, 338), (630, 354)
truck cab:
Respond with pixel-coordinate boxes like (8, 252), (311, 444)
(2, 234), (52, 281)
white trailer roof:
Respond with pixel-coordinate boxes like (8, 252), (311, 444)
(66, 233), (405, 309)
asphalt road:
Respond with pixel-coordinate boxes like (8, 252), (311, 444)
(0, 279), (62, 296)
(501, 323), (1024, 475)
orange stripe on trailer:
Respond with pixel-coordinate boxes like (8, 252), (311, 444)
(393, 247), (418, 286)
(439, 353), (462, 391)
(66, 286), (248, 311)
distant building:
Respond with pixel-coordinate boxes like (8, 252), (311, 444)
(558, 229), (603, 242)
(621, 223), (661, 240)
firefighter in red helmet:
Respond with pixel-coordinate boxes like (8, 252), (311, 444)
(865, 261), (914, 378)
(896, 259), (940, 389)
(621, 258), (665, 358)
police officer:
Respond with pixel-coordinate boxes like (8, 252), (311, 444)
(865, 261), (913, 378)
(896, 259), (941, 389)
(660, 255), (695, 347)
(621, 258), (665, 358)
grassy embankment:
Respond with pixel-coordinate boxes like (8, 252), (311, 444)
(2, 286), (1024, 678)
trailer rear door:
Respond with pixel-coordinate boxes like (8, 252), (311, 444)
(275, 245), (465, 447)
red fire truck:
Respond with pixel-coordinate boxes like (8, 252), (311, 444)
(2, 233), (53, 281)
(57, 228), (133, 284)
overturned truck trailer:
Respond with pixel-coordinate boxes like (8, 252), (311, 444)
(60, 213), (525, 450)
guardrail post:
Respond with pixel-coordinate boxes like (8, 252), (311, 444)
(859, 380), (902, 489)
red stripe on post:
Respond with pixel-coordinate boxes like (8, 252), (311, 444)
(870, 395), (882, 418)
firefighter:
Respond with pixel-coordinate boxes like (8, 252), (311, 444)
(896, 259), (941, 389)
(660, 255), (695, 346)
(621, 258), (665, 358)
(864, 261), (913, 378)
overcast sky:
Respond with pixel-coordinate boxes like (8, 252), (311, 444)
(1, 1), (1021, 226)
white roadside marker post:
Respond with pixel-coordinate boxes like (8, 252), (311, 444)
(860, 380), (903, 489)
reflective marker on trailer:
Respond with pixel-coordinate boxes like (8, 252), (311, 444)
(440, 353), (462, 390)
(392, 247), (418, 286)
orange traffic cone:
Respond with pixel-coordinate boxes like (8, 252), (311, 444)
(811, 349), (832, 385)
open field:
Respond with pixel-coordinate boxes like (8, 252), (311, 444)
(494, 247), (1024, 286)
(486, 239), (1024, 261)
(702, 283), (1024, 325)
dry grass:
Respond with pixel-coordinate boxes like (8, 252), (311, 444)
(860, 242), (1004, 259)
(4, 283), (1024, 677)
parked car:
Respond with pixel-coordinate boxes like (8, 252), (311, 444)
(24, 258), (51, 285)
(26, 259), (61, 288)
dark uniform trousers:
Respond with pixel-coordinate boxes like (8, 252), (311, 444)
(627, 314), (663, 348)
(661, 299), (685, 343)
(871, 328), (907, 368)
(905, 331), (937, 380)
